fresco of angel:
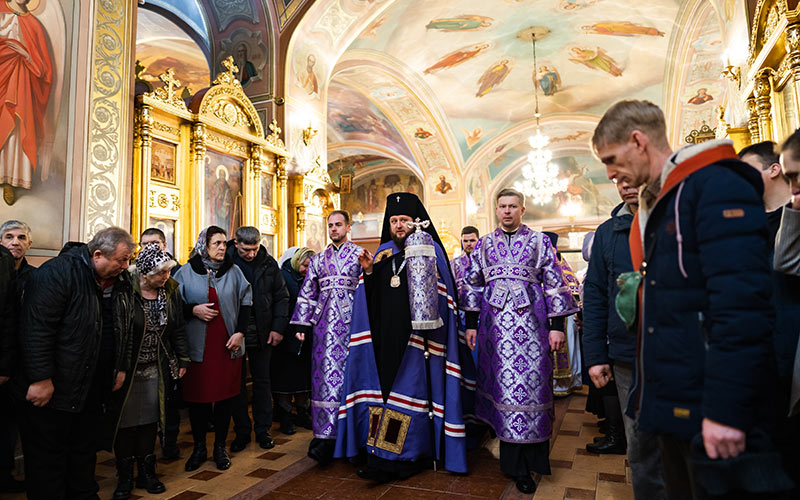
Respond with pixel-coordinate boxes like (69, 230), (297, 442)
(535, 65), (561, 96)
(424, 43), (490, 74)
(582, 21), (664, 37)
(476, 59), (513, 98)
(568, 47), (623, 77)
(426, 15), (493, 32)
(460, 126), (497, 149)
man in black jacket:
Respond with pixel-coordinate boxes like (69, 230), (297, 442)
(16, 227), (135, 500)
(582, 180), (667, 499)
(0, 220), (34, 493)
(228, 226), (290, 451)
(0, 245), (20, 493)
(740, 141), (800, 493)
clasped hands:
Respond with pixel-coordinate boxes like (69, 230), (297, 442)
(464, 329), (565, 352)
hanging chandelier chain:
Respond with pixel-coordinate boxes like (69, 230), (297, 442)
(532, 34), (540, 125)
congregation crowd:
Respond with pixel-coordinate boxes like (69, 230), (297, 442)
(0, 99), (799, 500)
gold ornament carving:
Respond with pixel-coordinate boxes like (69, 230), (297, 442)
(749, 0), (788, 66)
(192, 123), (207, 163)
(152, 121), (180, 137)
(267, 120), (286, 149)
(207, 131), (248, 156)
(786, 24), (800, 80)
(213, 56), (242, 88)
(296, 205), (306, 231)
(212, 100), (251, 128)
(763, 5), (781, 45)
(746, 97), (761, 143)
(148, 69), (188, 111)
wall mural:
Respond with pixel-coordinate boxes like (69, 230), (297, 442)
(218, 28), (268, 87)
(326, 82), (414, 161)
(204, 150), (243, 236)
(0, 0), (76, 251)
(136, 8), (210, 93)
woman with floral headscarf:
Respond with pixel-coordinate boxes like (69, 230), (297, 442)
(173, 226), (252, 472)
(105, 242), (189, 500)
(271, 247), (315, 434)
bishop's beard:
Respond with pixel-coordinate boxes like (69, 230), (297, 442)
(391, 233), (409, 249)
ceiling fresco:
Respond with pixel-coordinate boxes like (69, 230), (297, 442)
(336, 0), (681, 171)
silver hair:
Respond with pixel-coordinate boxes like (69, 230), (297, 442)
(0, 220), (32, 239)
(87, 227), (135, 256)
(235, 226), (261, 245)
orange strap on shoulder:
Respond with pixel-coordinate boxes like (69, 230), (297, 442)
(628, 144), (737, 271)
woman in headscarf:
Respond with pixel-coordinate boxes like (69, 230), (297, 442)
(173, 226), (252, 472)
(106, 243), (190, 500)
(271, 247), (315, 434)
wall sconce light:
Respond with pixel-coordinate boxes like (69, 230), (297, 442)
(721, 65), (741, 89)
(302, 125), (317, 146)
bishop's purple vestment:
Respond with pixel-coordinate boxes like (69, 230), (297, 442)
(461, 226), (579, 444)
(290, 240), (364, 439)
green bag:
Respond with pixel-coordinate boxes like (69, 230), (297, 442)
(615, 271), (642, 329)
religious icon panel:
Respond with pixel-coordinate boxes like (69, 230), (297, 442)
(204, 149), (244, 237)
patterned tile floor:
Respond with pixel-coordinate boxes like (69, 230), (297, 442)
(2, 388), (634, 500)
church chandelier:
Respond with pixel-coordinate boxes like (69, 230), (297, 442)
(514, 34), (568, 206)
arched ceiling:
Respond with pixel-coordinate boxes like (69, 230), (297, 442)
(320, 0), (727, 185)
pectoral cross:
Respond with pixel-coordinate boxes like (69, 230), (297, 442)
(406, 218), (431, 232)
(159, 69), (181, 103)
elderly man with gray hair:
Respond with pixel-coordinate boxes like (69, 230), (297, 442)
(0, 221), (34, 282)
(14, 227), (136, 500)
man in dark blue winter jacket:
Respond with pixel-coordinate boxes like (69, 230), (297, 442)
(592, 100), (776, 499)
(582, 178), (667, 499)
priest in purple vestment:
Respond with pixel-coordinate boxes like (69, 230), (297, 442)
(462, 188), (579, 494)
(291, 210), (364, 464)
(451, 226), (480, 367)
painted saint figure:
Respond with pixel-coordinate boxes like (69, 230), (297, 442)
(569, 47), (623, 77)
(425, 15), (493, 32)
(424, 43), (489, 74)
(688, 88), (713, 105)
(290, 210), (364, 465)
(235, 44), (257, 85)
(435, 175), (453, 194)
(300, 54), (318, 95)
(462, 188), (579, 494)
(0, 0), (54, 205)
(210, 166), (234, 232)
(476, 59), (513, 98)
(536, 66), (561, 96)
(582, 21), (664, 37)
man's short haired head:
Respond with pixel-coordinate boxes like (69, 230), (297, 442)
(591, 100), (669, 152)
(1, 220), (33, 262)
(234, 226), (261, 262)
(88, 227), (135, 279)
(1, 220), (31, 240)
(739, 141), (788, 186)
(328, 210), (351, 225)
(140, 227), (167, 251)
(460, 226), (480, 255)
(235, 226), (261, 246)
(495, 188), (525, 207)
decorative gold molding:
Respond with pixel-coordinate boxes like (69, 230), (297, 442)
(206, 131), (249, 157)
(152, 121), (181, 138)
(147, 69), (188, 112)
(754, 68), (775, 141)
(746, 97), (761, 143)
(84, 0), (134, 238)
(267, 119), (286, 149)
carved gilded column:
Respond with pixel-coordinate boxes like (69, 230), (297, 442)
(753, 69), (774, 142)
(277, 156), (288, 252)
(785, 23), (800, 130)
(189, 122), (206, 245)
(295, 204), (306, 248)
(746, 97), (761, 143)
(131, 105), (153, 241)
(247, 145), (265, 228)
